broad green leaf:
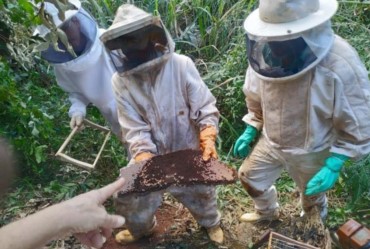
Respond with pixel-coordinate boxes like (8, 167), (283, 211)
(18, 0), (34, 15)
(35, 145), (47, 164)
(32, 126), (40, 136)
(32, 42), (50, 53)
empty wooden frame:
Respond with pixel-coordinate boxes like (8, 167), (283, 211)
(55, 119), (111, 170)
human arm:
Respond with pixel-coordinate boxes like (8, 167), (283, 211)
(0, 178), (126, 249)
(327, 36), (370, 158)
(68, 92), (89, 129)
(184, 57), (219, 160)
(234, 67), (263, 158)
(54, 68), (89, 129)
(112, 74), (157, 162)
(305, 38), (370, 195)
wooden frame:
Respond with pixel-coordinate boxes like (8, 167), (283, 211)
(55, 119), (111, 170)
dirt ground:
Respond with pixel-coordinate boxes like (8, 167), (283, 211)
(102, 193), (330, 249)
(0, 146), (340, 249)
(104, 201), (214, 249)
(1, 185), (331, 249)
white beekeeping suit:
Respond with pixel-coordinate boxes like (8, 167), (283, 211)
(35, 0), (120, 137)
(234, 0), (370, 223)
(100, 4), (223, 245)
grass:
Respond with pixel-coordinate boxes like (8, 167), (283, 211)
(0, 0), (369, 246)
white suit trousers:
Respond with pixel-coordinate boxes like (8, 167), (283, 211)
(238, 136), (328, 214)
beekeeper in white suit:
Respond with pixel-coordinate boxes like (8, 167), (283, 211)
(100, 4), (223, 245)
(234, 0), (370, 223)
(34, 0), (120, 136)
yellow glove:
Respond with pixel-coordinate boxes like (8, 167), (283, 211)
(134, 152), (155, 162)
(200, 125), (218, 161)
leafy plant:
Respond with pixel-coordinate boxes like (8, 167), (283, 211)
(1, 0), (370, 235)
(334, 1), (370, 72)
(0, 61), (68, 178)
(337, 156), (370, 226)
(0, 2), (37, 70)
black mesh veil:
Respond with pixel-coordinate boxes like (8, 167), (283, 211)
(41, 8), (97, 64)
(246, 35), (317, 78)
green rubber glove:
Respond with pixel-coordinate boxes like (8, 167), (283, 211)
(233, 125), (258, 158)
(305, 153), (349, 196)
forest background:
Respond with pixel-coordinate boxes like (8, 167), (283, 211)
(0, 0), (369, 247)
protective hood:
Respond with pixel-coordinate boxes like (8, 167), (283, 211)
(244, 0), (338, 37)
(246, 21), (334, 81)
(52, 29), (105, 72)
(100, 4), (175, 75)
(35, 3), (97, 64)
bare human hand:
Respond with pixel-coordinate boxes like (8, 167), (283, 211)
(57, 178), (126, 248)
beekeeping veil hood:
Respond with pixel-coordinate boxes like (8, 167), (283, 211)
(100, 4), (175, 74)
(244, 0), (338, 81)
(34, 0), (98, 64)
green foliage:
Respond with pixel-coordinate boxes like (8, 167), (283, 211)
(0, 61), (68, 178)
(82, 0), (115, 28)
(205, 39), (249, 151)
(0, 5), (36, 69)
(1, 0), (370, 233)
(334, 1), (370, 72)
(343, 159), (370, 208)
(5, 0), (38, 27)
(340, 157), (370, 226)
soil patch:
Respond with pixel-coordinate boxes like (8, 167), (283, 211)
(103, 200), (219, 249)
(230, 200), (331, 249)
(0, 171), (332, 249)
(103, 190), (330, 249)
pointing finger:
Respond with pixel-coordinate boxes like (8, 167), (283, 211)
(96, 178), (125, 204)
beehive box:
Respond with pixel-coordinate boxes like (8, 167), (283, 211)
(268, 232), (320, 249)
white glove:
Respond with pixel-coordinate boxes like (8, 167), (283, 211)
(70, 113), (84, 130)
